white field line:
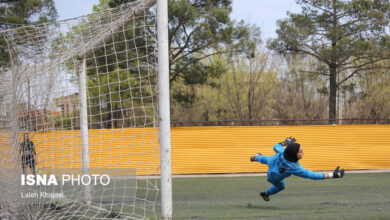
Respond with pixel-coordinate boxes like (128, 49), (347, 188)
(136, 169), (390, 179)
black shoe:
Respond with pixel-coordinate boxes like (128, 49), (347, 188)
(260, 192), (270, 201)
(250, 153), (262, 162)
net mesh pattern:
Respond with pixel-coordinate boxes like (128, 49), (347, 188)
(0, 0), (159, 219)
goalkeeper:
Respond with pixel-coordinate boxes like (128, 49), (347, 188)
(250, 137), (344, 201)
(20, 133), (36, 175)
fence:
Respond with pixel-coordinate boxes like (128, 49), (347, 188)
(28, 124), (390, 175)
(171, 119), (390, 127)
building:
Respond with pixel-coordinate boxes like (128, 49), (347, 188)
(54, 93), (79, 116)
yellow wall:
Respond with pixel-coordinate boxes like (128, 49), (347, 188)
(171, 125), (390, 174)
(34, 128), (160, 176)
(31, 125), (390, 175)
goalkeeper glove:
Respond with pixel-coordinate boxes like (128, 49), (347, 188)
(281, 137), (296, 146)
(250, 153), (262, 162)
(328, 166), (345, 178)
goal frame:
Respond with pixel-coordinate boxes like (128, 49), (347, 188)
(2, 0), (172, 218)
(76, 0), (172, 218)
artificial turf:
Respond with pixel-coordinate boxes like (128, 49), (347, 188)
(153, 172), (390, 219)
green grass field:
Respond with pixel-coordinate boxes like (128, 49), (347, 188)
(153, 172), (390, 220)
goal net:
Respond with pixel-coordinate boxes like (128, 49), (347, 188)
(0, 0), (160, 219)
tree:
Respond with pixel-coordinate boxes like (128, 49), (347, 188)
(225, 47), (279, 121)
(343, 60), (390, 120)
(0, 0), (57, 68)
(0, 0), (57, 131)
(93, 0), (258, 105)
(268, 0), (390, 124)
(170, 43), (280, 124)
(273, 55), (329, 123)
(87, 68), (155, 128)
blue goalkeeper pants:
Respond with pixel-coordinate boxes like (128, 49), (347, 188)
(259, 155), (286, 196)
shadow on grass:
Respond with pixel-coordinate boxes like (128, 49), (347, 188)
(319, 201), (350, 206)
(245, 202), (283, 210)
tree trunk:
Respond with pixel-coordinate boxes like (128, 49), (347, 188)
(329, 64), (337, 124)
(248, 90), (252, 120)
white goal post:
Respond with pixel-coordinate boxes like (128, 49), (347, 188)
(157, 0), (173, 219)
(0, 0), (172, 219)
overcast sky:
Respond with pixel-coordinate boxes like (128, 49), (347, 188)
(54, 0), (301, 39)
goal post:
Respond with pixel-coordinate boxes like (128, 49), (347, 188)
(0, 0), (172, 219)
(78, 57), (91, 205)
(157, 0), (173, 219)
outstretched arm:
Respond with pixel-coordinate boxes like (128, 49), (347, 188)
(294, 167), (325, 180)
(294, 166), (345, 180)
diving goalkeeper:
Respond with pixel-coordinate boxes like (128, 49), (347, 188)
(250, 137), (344, 201)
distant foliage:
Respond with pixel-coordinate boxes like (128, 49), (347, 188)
(268, 0), (390, 123)
(0, 0), (57, 68)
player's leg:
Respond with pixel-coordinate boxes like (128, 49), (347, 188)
(265, 180), (285, 195)
(260, 180), (286, 201)
(259, 155), (270, 165)
(30, 155), (36, 175)
(21, 155), (27, 175)
(27, 155), (32, 174)
(250, 153), (272, 165)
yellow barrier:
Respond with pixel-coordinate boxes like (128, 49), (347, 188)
(34, 128), (159, 176)
(171, 125), (390, 174)
(30, 125), (390, 175)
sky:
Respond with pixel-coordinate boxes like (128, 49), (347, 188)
(54, 0), (302, 39)
(231, 0), (300, 39)
(54, 0), (100, 20)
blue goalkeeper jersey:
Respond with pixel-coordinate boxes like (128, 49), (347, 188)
(256, 143), (324, 183)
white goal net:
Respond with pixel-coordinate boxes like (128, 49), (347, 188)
(0, 0), (160, 219)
